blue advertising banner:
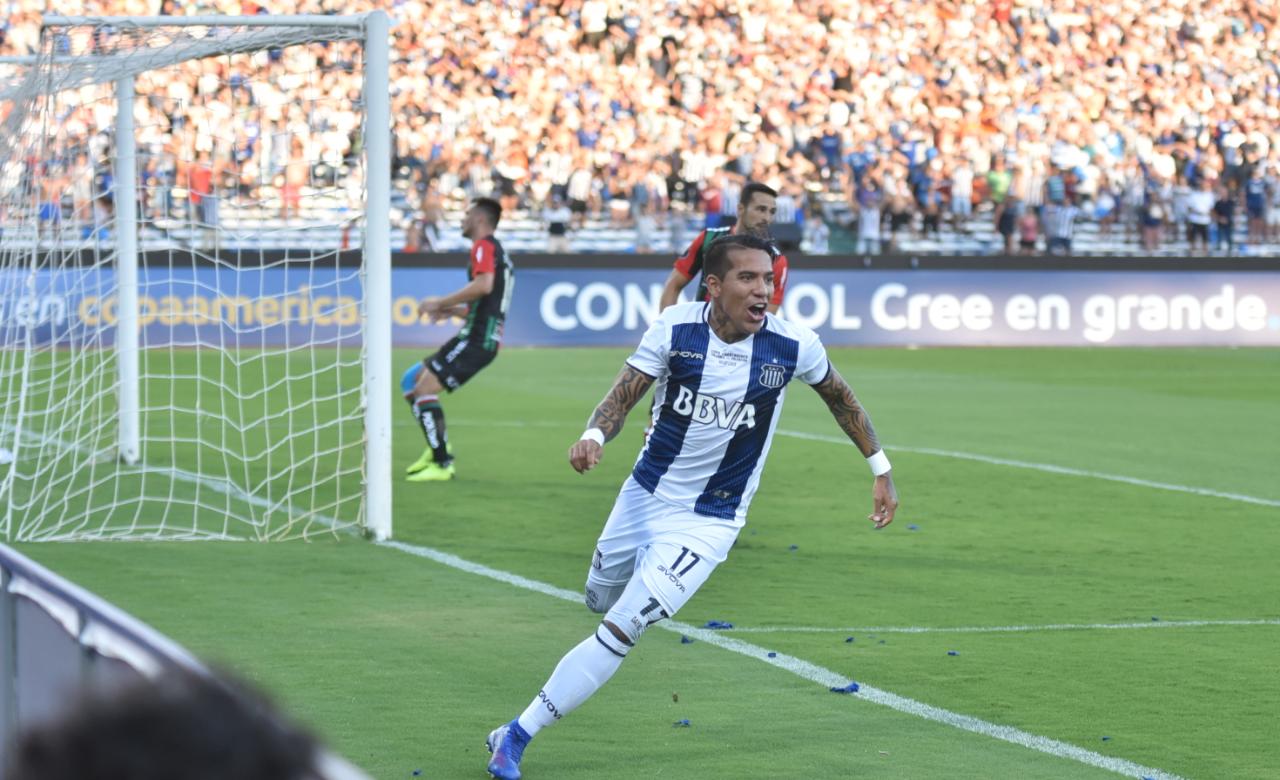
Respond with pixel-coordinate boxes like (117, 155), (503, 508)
(479, 269), (1280, 347)
(3, 265), (1279, 348)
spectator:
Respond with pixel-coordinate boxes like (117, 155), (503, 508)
(1169, 175), (1191, 245)
(883, 167), (912, 253)
(854, 177), (881, 255)
(1268, 162), (1280, 242)
(544, 196), (572, 254)
(920, 176), (943, 238)
(1186, 177), (1215, 255)
(1245, 167), (1268, 244)
(987, 157), (1013, 224)
(1140, 190), (1165, 252)
(1044, 200), (1079, 255)
(949, 158), (974, 232)
(1017, 205), (1039, 255)
(1213, 185), (1237, 254)
(804, 211), (830, 254)
(997, 196), (1019, 255)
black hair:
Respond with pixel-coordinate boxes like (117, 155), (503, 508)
(471, 197), (502, 228)
(740, 182), (778, 209)
(704, 234), (774, 283)
(6, 670), (320, 780)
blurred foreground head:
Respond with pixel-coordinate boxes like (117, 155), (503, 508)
(5, 669), (321, 780)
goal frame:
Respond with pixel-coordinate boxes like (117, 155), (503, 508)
(26, 12), (394, 540)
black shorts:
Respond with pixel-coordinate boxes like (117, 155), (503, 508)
(1187, 223), (1209, 243)
(425, 336), (497, 392)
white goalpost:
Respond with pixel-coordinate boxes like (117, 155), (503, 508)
(0, 13), (391, 541)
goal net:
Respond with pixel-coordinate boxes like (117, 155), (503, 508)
(0, 14), (392, 541)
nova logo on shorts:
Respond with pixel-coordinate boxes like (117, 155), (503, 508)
(671, 386), (756, 430)
(655, 564), (687, 593)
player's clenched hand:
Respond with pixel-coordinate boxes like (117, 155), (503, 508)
(868, 473), (898, 529)
(418, 297), (442, 321)
(568, 440), (603, 474)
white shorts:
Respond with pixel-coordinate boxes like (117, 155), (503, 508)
(586, 476), (739, 618)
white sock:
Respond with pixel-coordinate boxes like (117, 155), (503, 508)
(516, 630), (626, 737)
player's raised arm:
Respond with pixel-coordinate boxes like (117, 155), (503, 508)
(660, 230), (707, 310)
(658, 268), (691, 310)
(811, 365), (899, 529)
(568, 365), (656, 474)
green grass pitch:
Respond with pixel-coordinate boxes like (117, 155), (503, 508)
(15, 346), (1280, 779)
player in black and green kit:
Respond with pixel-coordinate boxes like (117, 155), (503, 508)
(658, 182), (789, 312)
(402, 197), (514, 481)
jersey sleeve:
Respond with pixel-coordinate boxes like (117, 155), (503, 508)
(770, 253), (789, 307)
(672, 230), (707, 279)
(471, 239), (496, 275)
(625, 311), (669, 379)
(794, 327), (830, 386)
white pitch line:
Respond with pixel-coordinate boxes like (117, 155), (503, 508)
(378, 539), (1186, 780)
(724, 618), (1280, 635)
(776, 429), (1280, 509)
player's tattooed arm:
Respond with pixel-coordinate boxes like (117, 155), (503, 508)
(813, 363), (899, 529)
(570, 364), (655, 474)
(812, 364), (881, 457)
(588, 365), (656, 442)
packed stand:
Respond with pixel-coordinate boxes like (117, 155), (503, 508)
(2, 0), (1279, 255)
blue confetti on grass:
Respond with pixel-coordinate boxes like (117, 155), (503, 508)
(788, 544), (799, 551)
(767, 651), (777, 658)
(907, 524), (919, 531)
(680, 635), (695, 644)
(1151, 616), (1160, 622)
(947, 650), (959, 656)
(704, 620), (734, 630)
(878, 639), (886, 644)
(412, 771), (422, 777)
(673, 719), (691, 727)
(1102, 736), (1111, 741)
(829, 681), (860, 694)
(845, 636), (855, 643)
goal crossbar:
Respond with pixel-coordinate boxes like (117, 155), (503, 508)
(1, 16), (376, 101)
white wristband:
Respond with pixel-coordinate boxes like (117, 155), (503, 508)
(580, 428), (605, 447)
(867, 450), (891, 476)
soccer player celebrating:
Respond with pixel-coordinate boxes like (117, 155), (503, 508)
(485, 235), (898, 779)
(403, 197), (514, 481)
(659, 181), (789, 313)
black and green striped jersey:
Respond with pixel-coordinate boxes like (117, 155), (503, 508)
(459, 236), (514, 351)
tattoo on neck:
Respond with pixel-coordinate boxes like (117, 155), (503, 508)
(709, 306), (742, 342)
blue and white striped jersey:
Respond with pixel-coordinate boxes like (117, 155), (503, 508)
(625, 302), (830, 526)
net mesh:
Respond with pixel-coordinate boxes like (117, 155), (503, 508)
(0, 18), (374, 541)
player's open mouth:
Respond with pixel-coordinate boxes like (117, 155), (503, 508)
(747, 303), (767, 322)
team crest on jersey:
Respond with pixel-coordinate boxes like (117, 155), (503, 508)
(759, 364), (786, 389)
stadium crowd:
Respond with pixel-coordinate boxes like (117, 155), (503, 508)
(3, 0), (1280, 253)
